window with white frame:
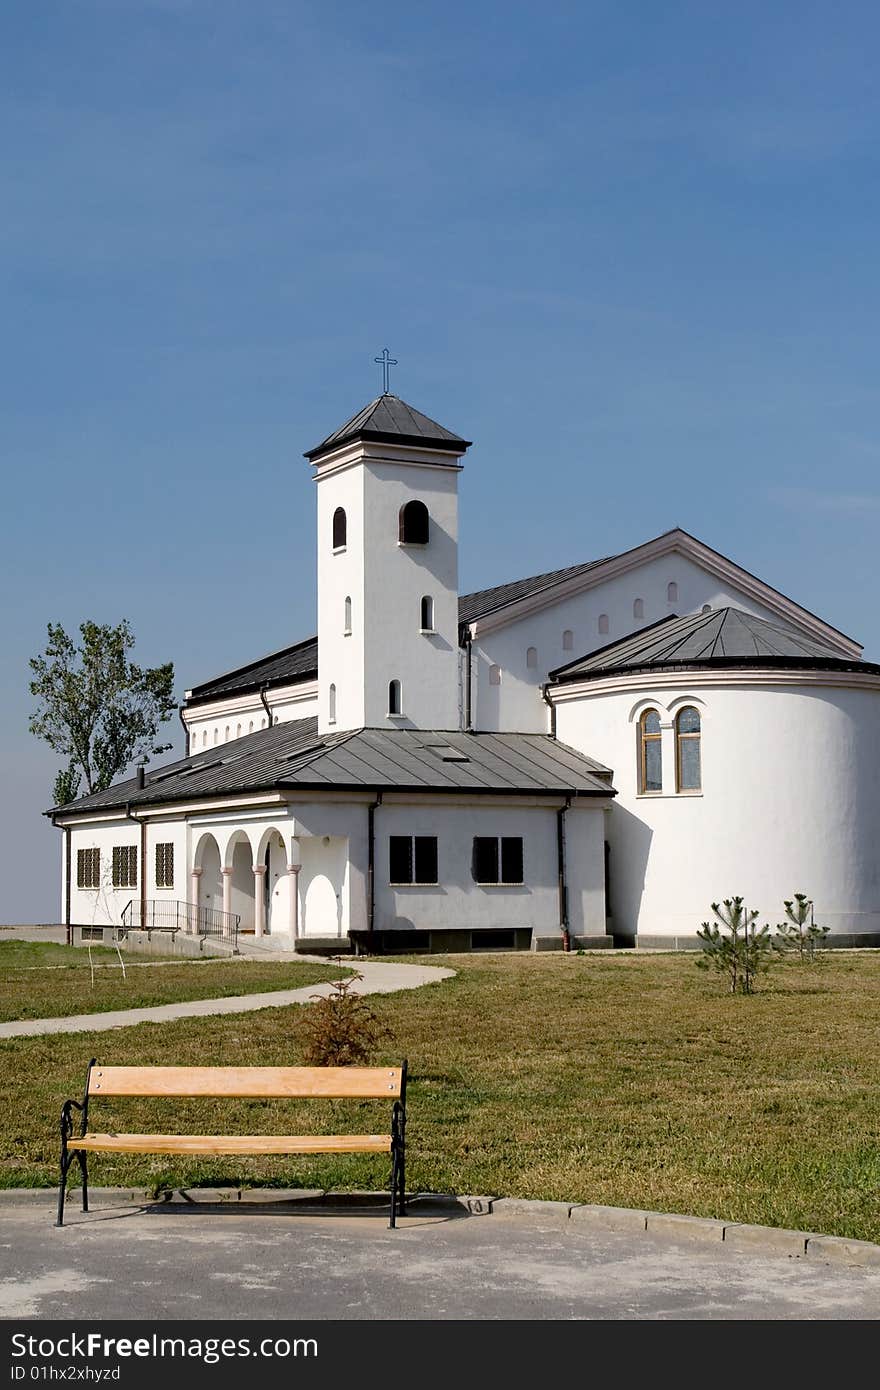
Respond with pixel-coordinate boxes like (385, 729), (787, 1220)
(77, 847), (100, 889)
(112, 845), (138, 889)
(155, 843), (174, 889)
(389, 835), (438, 884)
(472, 836), (524, 885)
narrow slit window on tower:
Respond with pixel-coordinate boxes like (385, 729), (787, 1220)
(420, 595), (434, 632)
(344, 596), (352, 634)
(526, 646), (537, 669)
(562, 629), (574, 651)
(667, 581), (678, 603)
(388, 679), (402, 716)
(399, 500), (429, 545)
(598, 614), (609, 635)
(332, 507), (347, 550)
(329, 683), (337, 725)
(633, 598), (645, 620)
(489, 664), (502, 686)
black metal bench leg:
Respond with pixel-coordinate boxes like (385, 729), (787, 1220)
(78, 1152), (89, 1212)
(389, 1144), (399, 1229)
(55, 1151), (70, 1228)
(397, 1138), (406, 1218)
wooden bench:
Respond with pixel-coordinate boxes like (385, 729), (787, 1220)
(56, 1059), (408, 1229)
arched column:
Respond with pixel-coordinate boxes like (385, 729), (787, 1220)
(222, 865), (233, 919)
(189, 866), (202, 933)
(253, 863), (267, 938)
(288, 838), (301, 939)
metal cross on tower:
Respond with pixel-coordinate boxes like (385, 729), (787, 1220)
(374, 347), (398, 395)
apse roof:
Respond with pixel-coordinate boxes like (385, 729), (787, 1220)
(550, 607), (880, 683)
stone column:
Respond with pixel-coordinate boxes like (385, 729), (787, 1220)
(221, 865), (233, 919)
(189, 866), (202, 933)
(253, 864), (267, 938)
(287, 865), (300, 939)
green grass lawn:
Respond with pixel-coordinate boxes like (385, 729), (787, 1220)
(2, 951), (879, 1241)
(0, 939), (347, 1022)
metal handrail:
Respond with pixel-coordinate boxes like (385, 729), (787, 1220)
(120, 899), (240, 948)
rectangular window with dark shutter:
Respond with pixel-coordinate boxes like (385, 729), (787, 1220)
(389, 836), (413, 884)
(155, 842), (174, 889)
(390, 835), (438, 885)
(112, 845), (138, 889)
(473, 836), (524, 884)
(77, 847), (100, 889)
(501, 837), (524, 884)
(413, 836), (438, 885)
(472, 836), (499, 884)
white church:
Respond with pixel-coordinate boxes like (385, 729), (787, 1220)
(52, 392), (880, 952)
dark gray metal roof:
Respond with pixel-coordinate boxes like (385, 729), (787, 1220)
(188, 560), (614, 704)
(458, 557), (614, 626)
(304, 395), (471, 461)
(550, 607), (880, 683)
(188, 636), (318, 703)
(49, 717), (614, 817)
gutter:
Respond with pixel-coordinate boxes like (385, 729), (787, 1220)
(557, 794), (572, 951)
(463, 630), (474, 731)
(366, 792), (382, 954)
(125, 775), (147, 928)
(259, 684), (273, 727)
(541, 682), (557, 737)
(177, 704), (189, 753)
(64, 825), (71, 946)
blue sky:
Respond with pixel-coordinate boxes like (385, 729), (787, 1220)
(2, 0), (879, 922)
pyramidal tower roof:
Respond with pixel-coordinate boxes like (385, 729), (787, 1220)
(304, 394), (472, 461)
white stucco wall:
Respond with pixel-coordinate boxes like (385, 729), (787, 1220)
(554, 673), (880, 940)
(374, 795), (608, 941)
(63, 816), (185, 927)
(470, 552), (805, 733)
(314, 446), (463, 734)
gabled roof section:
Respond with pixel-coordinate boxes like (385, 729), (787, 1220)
(186, 636), (318, 704)
(458, 557), (614, 626)
(463, 527), (862, 657)
(304, 395), (471, 462)
(48, 717), (614, 817)
(550, 608), (880, 684)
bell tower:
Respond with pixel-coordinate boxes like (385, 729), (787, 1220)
(306, 393), (471, 735)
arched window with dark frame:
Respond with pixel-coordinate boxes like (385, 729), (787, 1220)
(388, 679), (402, 716)
(638, 709), (662, 794)
(344, 595), (352, 634)
(420, 595), (434, 631)
(332, 507), (347, 550)
(329, 683), (337, 725)
(676, 706), (701, 792)
(399, 500), (429, 545)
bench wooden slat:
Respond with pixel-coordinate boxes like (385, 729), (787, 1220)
(69, 1133), (392, 1155)
(88, 1066), (402, 1099)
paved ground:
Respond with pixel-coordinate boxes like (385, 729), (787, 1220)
(1, 1195), (879, 1320)
(0, 957), (455, 1039)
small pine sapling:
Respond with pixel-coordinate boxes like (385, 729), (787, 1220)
(696, 896), (777, 995)
(299, 966), (389, 1066)
(775, 894), (830, 962)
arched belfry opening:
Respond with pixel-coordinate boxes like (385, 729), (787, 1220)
(399, 500), (429, 545)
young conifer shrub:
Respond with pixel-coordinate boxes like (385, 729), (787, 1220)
(299, 967), (389, 1066)
(696, 896), (776, 995)
(774, 893), (830, 961)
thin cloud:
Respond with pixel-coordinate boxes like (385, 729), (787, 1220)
(769, 486), (880, 515)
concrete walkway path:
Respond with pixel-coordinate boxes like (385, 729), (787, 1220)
(0, 959), (454, 1039)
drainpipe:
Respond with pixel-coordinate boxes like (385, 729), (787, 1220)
(63, 824), (71, 946)
(124, 792), (147, 930)
(367, 792), (382, 954)
(542, 683), (557, 738)
(177, 703), (189, 755)
(259, 684), (273, 727)
(463, 631), (474, 732)
(557, 794), (572, 951)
